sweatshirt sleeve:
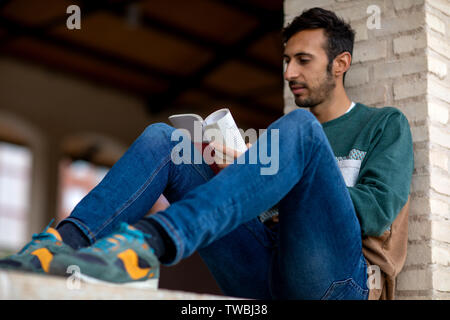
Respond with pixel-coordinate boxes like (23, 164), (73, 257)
(348, 109), (414, 237)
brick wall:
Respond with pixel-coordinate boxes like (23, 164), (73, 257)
(284, 0), (450, 299)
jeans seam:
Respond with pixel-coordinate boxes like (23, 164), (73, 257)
(151, 214), (184, 265)
(189, 163), (213, 182)
(320, 256), (369, 300)
(93, 154), (172, 238)
(186, 196), (235, 238)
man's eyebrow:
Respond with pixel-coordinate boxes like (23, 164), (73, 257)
(283, 52), (314, 59)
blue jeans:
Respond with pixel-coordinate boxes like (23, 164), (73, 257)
(60, 109), (369, 300)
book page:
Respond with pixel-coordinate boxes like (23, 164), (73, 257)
(203, 108), (247, 163)
(168, 114), (204, 143)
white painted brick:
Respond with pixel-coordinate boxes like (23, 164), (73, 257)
(398, 79), (429, 100)
(430, 172), (450, 195)
(433, 267), (450, 291)
(353, 22), (369, 42)
(414, 148), (430, 168)
(428, 101), (449, 124)
(347, 84), (387, 105)
(399, 101), (428, 122)
(345, 66), (369, 87)
(411, 125), (429, 142)
(409, 219), (432, 240)
(405, 243), (432, 266)
(353, 40), (387, 63)
(428, 56), (448, 80)
(432, 246), (450, 265)
(426, 12), (447, 34)
(428, 78), (450, 104)
(410, 197), (431, 216)
(411, 175), (430, 194)
(284, 0), (334, 23)
(429, 34), (450, 59)
(396, 295), (433, 300)
(394, 80), (427, 101)
(394, 0), (424, 11)
(430, 126), (450, 149)
(397, 269), (433, 290)
(428, 0), (450, 16)
(430, 149), (449, 171)
(373, 56), (427, 80)
(372, 12), (425, 37)
(432, 220), (450, 243)
(430, 198), (449, 216)
(394, 33), (427, 54)
(335, 0), (386, 23)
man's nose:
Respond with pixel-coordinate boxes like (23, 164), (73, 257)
(284, 62), (300, 82)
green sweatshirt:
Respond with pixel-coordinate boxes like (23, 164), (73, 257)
(322, 102), (414, 237)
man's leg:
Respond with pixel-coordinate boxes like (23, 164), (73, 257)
(54, 122), (273, 294)
(198, 219), (277, 299)
(148, 109), (368, 299)
(57, 123), (216, 243)
(269, 132), (367, 299)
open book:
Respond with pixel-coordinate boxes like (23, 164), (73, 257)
(168, 108), (247, 163)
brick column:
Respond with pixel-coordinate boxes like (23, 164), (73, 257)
(284, 0), (450, 299)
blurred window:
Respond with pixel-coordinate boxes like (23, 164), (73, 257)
(58, 158), (109, 221)
(0, 141), (32, 250)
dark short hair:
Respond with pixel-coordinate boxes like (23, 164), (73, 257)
(282, 7), (355, 83)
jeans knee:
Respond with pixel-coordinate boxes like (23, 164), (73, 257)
(284, 108), (317, 124)
(276, 108), (323, 138)
(142, 122), (175, 140)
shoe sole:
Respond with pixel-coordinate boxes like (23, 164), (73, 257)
(77, 272), (159, 290)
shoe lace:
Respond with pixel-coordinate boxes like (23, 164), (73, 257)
(18, 219), (55, 254)
(85, 224), (141, 254)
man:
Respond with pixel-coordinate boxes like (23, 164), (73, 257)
(0, 7), (413, 300)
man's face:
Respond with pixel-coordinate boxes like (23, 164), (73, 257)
(283, 29), (336, 109)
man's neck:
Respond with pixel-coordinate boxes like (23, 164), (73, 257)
(309, 89), (352, 124)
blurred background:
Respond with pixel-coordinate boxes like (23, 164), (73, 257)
(0, 0), (285, 295)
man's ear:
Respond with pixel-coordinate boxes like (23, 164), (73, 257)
(333, 52), (352, 78)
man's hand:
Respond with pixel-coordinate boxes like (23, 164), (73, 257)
(209, 142), (252, 170)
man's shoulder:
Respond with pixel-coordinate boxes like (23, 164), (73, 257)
(356, 103), (409, 124)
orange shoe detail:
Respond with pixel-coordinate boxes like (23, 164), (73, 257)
(115, 234), (126, 241)
(31, 248), (54, 273)
(117, 249), (150, 280)
(107, 238), (119, 245)
(46, 228), (62, 242)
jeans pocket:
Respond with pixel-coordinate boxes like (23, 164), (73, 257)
(321, 278), (369, 300)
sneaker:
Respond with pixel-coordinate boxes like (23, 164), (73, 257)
(0, 220), (74, 274)
(49, 223), (159, 289)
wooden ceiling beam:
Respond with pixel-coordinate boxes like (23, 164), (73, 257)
(0, 0), (283, 119)
(0, 16), (281, 119)
(148, 10), (283, 114)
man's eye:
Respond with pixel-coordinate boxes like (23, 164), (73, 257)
(299, 59), (310, 64)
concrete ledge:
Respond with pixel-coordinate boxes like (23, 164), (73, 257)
(0, 270), (237, 300)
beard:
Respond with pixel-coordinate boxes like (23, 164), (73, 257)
(293, 70), (336, 109)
